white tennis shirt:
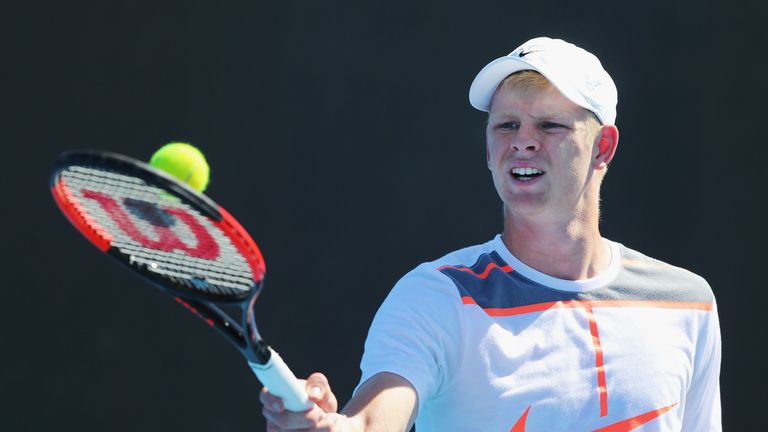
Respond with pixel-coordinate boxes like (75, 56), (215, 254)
(357, 236), (721, 431)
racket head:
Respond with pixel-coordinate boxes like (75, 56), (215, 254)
(50, 150), (266, 303)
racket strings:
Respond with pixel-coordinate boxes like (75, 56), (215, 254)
(56, 165), (257, 299)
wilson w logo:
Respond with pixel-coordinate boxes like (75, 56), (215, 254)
(82, 189), (220, 260)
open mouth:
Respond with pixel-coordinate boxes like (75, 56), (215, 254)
(510, 167), (544, 182)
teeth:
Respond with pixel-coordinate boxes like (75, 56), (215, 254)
(511, 167), (543, 175)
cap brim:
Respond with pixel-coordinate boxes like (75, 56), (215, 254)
(468, 55), (589, 119)
(469, 56), (534, 112)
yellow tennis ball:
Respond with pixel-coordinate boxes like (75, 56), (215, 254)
(149, 142), (210, 192)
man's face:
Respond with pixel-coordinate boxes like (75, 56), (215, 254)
(486, 83), (602, 221)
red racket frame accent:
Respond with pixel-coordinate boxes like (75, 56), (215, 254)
(51, 177), (112, 252)
(214, 206), (266, 283)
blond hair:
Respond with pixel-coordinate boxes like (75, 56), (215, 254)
(498, 70), (553, 92)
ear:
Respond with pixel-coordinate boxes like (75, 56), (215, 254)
(593, 125), (619, 170)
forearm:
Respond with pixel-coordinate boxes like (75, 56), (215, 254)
(261, 372), (416, 432)
(340, 372), (417, 432)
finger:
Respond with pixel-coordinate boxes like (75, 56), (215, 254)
(262, 404), (326, 430)
(305, 372), (338, 414)
(265, 419), (313, 432)
(260, 386), (285, 413)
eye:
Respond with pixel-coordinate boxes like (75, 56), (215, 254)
(539, 121), (566, 130)
(494, 121), (519, 130)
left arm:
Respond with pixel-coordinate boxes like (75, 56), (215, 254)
(681, 301), (722, 431)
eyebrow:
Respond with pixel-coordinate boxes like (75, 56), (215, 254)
(488, 113), (575, 123)
(529, 111), (581, 122)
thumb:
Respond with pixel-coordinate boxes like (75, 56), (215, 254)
(305, 372), (338, 413)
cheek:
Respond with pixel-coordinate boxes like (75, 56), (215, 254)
(487, 148), (507, 174)
(557, 146), (595, 184)
(556, 140), (590, 166)
(486, 137), (506, 163)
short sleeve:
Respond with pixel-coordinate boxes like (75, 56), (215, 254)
(355, 266), (464, 415)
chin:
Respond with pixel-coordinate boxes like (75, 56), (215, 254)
(503, 196), (548, 217)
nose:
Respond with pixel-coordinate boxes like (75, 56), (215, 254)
(512, 124), (540, 152)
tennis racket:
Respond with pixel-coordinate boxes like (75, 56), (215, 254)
(49, 149), (313, 412)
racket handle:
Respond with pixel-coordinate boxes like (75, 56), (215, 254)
(248, 347), (314, 412)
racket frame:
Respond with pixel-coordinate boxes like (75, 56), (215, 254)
(50, 150), (312, 410)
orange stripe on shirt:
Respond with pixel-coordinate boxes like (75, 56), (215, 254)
(586, 305), (609, 417)
(438, 262), (513, 279)
(460, 298), (712, 316)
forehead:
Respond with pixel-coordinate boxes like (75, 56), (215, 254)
(489, 84), (588, 121)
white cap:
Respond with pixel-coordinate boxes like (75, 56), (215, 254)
(469, 37), (618, 124)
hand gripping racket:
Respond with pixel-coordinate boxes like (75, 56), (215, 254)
(50, 150), (313, 412)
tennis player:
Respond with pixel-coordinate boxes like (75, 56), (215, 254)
(260, 37), (722, 431)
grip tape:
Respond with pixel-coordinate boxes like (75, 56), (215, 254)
(248, 348), (314, 412)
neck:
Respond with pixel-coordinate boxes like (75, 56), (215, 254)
(501, 207), (609, 280)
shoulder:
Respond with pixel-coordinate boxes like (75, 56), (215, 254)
(393, 238), (501, 294)
(374, 237), (501, 316)
(612, 241), (715, 304)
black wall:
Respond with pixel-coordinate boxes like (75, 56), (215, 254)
(2, 1), (764, 430)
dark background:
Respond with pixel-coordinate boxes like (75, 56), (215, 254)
(2, 0), (764, 430)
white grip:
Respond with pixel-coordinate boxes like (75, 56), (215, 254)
(248, 348), (314, 412)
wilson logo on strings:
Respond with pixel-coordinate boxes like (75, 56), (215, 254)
(82, 189), (221, 260)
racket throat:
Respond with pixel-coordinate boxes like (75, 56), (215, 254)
(248, 340), (273, 364)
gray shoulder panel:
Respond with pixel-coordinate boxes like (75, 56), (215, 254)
(436, 244), (714, 310)
(583, 245), (714, 304)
